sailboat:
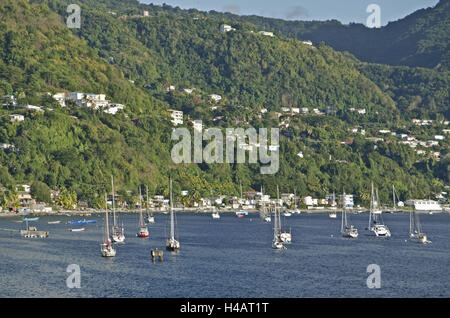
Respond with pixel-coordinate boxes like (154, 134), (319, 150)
(272, 188), (286, 250)
(368, 183), (391, 237)
(277, 186), (292, 244)
(101, 193), (116, 257)
(409, 209), (431, 244)
(211, 207), (220, 219)
(145, 185), (155, 224)
(391, 185), (403, 213)
(137, 186), (149, 238)
(110, 175), (125, 243)
(259, 185), (271, 222)
(262, 204), (271, 223)
(166, 178), (180, 252)
(292, 188), (301, 214)
(341, 191), (358, 238)
(329, 192), (337, 218)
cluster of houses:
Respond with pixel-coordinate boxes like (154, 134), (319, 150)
(5, 184), (53, 214)
(111, 189), (353, 211)
(220, 24), (274, 37)
(58, 92), (126, 115)
(219, 24), (314, 47)
(1, 92), (126, 120)
(147, 190), (354, 210)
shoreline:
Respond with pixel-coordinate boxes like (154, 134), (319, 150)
(0, 207), (446, 218)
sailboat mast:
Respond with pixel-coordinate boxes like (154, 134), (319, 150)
(111, 175), (117, 227)
(392, 185), (396, 209)
(105, 193), (110, 240)
(139, 186), (144, 227)
(342, 191), (347, 232)
(409, 210), (413, 236)
(170, 178), (175, 239)
(146, 185), (149, 217)
(369, 183), (374, 227)
(276, 185), (282, 232)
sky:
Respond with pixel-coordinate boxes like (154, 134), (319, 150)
(140, 0), (439, 26)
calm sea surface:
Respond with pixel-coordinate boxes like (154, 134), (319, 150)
(0, 212), (448, 298)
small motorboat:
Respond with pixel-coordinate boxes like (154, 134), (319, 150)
(69, 228), (85, 232)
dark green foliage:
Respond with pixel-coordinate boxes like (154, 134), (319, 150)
(31, 181), (51, 203)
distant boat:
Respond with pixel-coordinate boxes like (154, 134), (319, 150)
(272, 186), (286, 250)
(259, 185), (271, 222)
(368, 183), (391, 237)
(409, 209), (431, 244)
(69, 228), (85, 232)
(68, 220), (96, 225)
(291, 188), (301, 214)
(48, 221), (61, 224)
(212, 211), (220, 219)
(137, 186), (149, 238)
(166, 178), (180, 252)
(283, 212), (292, 217)
(101, 193), (116, 257)
(145, 185), (155, 224)
(391, 185), (403, 212)
(329, 192), (337, 218)
(110, 175), (125, 243)
(22, 217), (39, 222)
(236, 211), (248, 217)
(341, 191), (358, 238)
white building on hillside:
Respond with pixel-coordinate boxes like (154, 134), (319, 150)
(220, 24), (235, 32)
(10, 114), (24, 122)
(169, 109), (183, 126)
(52, 93), (66, 107)
(258, 31), (274, 37)
(104, 103), (125, 115)
(210, 94), (222, 103)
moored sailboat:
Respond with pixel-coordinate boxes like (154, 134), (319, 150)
(409, 209), (431, 244)
(137, 186), (149, 238)
(341, 191), (358, 238)
(211, 209), (220, 219)
(368, 183), (391, 237)
(166, 178), (180, 252)
(329, 192), (337, 218)
(277, 186), (292, 244)
(145, 185), (155, 224)
(272, 187), (286, 250)
(101, 193), (116, 257)
(110, 175), (125, 243)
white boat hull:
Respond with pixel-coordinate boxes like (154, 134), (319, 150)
(342, 228), (358, 238)
(272, 240), (286, 250)
(280, 232), (292, 244)
(100, 243), (116, 257)
(370, 225), (391, 237)
(410, 233), (431, 244)
(166, 238), (180, 252)
(112, 233), (125, 243)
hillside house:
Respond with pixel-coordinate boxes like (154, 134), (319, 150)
(169, 109), (183, 126)
(10, 114), (24, 122)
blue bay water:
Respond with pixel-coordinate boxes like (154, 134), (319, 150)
(0, 212), (448, 298)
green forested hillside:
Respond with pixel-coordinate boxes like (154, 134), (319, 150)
(207, 0), (450, 71)
(0, 0), (447, 209)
